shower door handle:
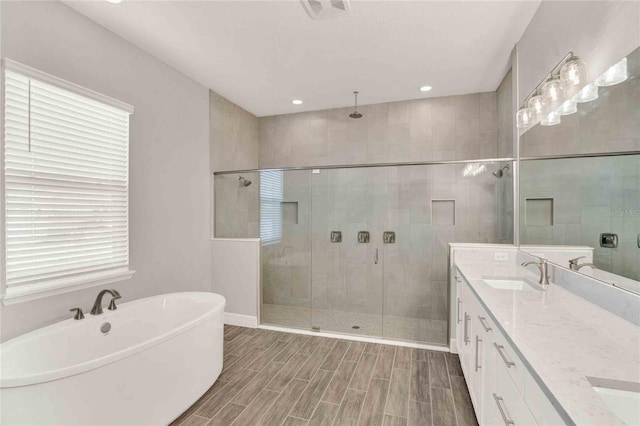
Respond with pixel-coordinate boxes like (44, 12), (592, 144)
(374, 249), (378, 265)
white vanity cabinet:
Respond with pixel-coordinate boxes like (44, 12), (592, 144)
(454, 270), (565, 426)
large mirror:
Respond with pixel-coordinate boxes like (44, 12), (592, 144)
(519, 45), (640, 295)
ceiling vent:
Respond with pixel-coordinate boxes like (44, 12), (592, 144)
(300, 0), (351, 19)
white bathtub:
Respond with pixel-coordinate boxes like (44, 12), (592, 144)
(0, 292), (225, 426)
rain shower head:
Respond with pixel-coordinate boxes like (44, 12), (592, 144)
(349, 91), (363, 119)
(492, 164), (510, 178)
(238, 176), (252, 187)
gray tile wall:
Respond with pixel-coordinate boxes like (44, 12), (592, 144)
(258, 93), (498, 169)
(210, 91), (259, 172)
(214, 173), (260, 238)
(520, 155), (640, 281)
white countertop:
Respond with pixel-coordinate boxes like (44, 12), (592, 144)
(455, 259), (640, 426)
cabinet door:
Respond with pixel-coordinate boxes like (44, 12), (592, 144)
(478, 314), (497, 425)
(493, 348), (538, 425)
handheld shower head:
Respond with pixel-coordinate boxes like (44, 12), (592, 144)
(238, 176), (252, 187)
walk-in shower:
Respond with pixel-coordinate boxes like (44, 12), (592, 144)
(214, 160), (514, 346)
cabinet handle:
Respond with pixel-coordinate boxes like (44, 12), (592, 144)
(478, 315), (492, 332)
(464, 314), (470, 345)
(374, 248), (378, 265)
(494, 343), (515, 368)
(475, 335), (482, 372)
(457, 298), (462, 324)
(493, 394), (515, 425)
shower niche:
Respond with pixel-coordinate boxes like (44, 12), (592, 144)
(214, 160), (513, 346)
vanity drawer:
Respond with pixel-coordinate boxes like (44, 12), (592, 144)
(494, 350), (537, 425)
(493, 330), (526, 396)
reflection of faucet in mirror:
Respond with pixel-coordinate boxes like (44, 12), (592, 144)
(521, 258), (550, 285)
(569, 256), (598, 271)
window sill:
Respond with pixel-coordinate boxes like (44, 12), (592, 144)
(1, 269), (135, 306)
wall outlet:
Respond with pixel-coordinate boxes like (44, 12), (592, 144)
(494, 252), (509, 261)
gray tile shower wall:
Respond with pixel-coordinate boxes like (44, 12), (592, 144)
(520, 155), (640, 281)
(258, 92), (498, 169)
(214, 173), (260, 238)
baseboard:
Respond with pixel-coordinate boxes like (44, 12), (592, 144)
(450, 338), (458, 353)
(224, 312), (258, 328)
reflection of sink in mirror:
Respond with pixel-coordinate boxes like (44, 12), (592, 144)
(482, 278), (540, 291)
(581, 268), (640, 296)
(588, 377), (640, 426)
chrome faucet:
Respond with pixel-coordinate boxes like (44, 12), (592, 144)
(90, 289), (121, 315)
(521, 258), (550, 285)
(569, 256), (597, 271)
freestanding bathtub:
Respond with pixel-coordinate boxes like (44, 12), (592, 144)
(0, 292), (225, 425)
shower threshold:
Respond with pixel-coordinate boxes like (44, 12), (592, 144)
(261, 303), (448, 350)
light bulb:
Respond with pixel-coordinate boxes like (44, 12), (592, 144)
(595, 57), (628, 87)
(292, 100), (303, 105)
(516, 108), (533, 128)
(541, 78), (565, 111)
(527, 95), (548, 122)
(572, 83), (598, 103)
(559, 99), (577, 116)
(560, 57), (589, 98)
(541, 110), (561, 126)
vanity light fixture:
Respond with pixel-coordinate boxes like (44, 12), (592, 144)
(292, 99), (303, 105)
(559, 99), (577, 116)
(527, 95), (548, 123)
(595, 57), (628, 87)
(419, 85), (433, 92)
(516, 51), (586, 129)
(541, 110), (561, 126)
(516, 108), (533, 128)
(572, 83), (598, 103)
(541, 77), (565, 111)
(560, 55), (589, 98)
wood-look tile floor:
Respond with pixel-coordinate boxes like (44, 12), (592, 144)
(171, 326), (478, 426)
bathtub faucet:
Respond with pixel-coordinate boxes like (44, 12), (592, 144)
(90, 289), (122, 315)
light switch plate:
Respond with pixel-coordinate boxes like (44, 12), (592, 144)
(494, 252), (509, 261)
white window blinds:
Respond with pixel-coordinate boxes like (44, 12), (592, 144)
(3, 63), (133, 295)
(259, 170), (283, 245)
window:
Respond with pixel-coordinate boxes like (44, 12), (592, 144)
(259, 170), (283, 245)
(2, 60), (134, 303)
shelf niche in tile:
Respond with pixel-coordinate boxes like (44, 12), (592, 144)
(282, 201), (299, 225)
(432, 200), (456, 225)
(526, 198), (554, 226)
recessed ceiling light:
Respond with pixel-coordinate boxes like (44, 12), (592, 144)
(105, 0), (123, 3)
(292, 100), (303, 105)
(420, 86), (433, 92)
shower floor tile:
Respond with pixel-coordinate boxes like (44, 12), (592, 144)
(262, 304), (448, 345)
(171, 325), (476, 426)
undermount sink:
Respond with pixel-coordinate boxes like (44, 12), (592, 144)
(588, 377), (640, 425)
(482, 278), (539, 291)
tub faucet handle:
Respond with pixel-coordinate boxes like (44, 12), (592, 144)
(107, 295), (121, 311)
(70, 308), (85, 320)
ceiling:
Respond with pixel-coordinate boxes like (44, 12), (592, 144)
(64, 0), (541, 117)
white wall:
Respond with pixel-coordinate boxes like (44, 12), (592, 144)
(517, 1), (640, 100)
(211, 239), (260, 326)
(0, 1), (211, 341)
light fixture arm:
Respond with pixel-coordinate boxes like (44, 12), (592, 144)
(521, 51), (575, 108)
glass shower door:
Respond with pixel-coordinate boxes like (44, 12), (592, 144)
(260, 169), (312, 330)
(310, 167), (384, 337)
